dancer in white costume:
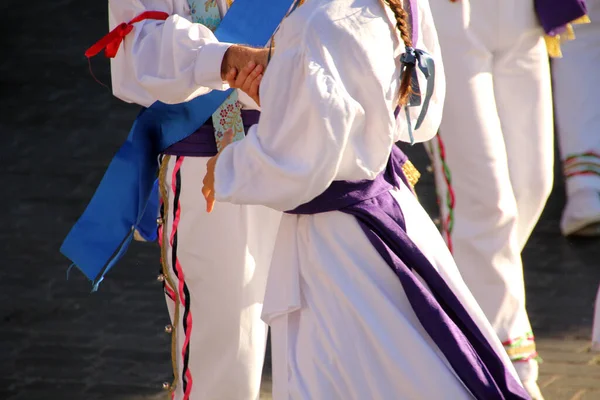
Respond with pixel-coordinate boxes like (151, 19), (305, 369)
(203, 0), (529, 398)
(550, 0), (600, 357)
(106, 1), (281, 399)
(427, 1), (553, 397)
(552, 0), (600, 237)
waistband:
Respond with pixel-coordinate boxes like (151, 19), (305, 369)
(162, 110), (260, 157)
(286, 146), (408, 214)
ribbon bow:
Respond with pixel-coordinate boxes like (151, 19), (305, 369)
(85, 11), (169, 59)
(399, 46), (436, 144)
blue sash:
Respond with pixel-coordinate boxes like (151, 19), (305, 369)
(61, 0), (295, 288)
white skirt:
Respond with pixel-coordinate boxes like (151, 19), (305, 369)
(262, 181), (521, 399)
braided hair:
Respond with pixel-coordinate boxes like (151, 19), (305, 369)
(382, 0), (414, 107)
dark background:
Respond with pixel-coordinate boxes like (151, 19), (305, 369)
(1, 0), (599, 399)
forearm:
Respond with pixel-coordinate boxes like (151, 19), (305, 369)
(220, 45), (269, 80)
(109, 0), (233, 106)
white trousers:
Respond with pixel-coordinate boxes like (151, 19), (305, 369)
(551, 0), (600, 236)
(159, 155), (282, 400)
(428, 0), (554, 383)
(552, 0), (600, 196)
(552, 3), (600, 345)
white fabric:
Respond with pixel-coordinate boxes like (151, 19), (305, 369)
(593, 284), (600, 352)
(559, 188), (600, 236)
(267, 182), (521, 399)
(551, 0), (600, 234)
(108, 2), (283, 398)
(428, 0), (554, 384)
(213, 0), (521, 397)
(161, 156), (281, 400)
(552, 1), (600, 344)
(108, 0), (260, 108)
(214, 0), (445, 211)
(552, 0), (600, 195)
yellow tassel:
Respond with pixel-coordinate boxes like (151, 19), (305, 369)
(572, 15), (592, 25)
(402, 160), (421, 191)
(544, 35), (563, 58)
(545, 15), (591, 58)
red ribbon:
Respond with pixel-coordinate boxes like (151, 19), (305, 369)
(85, 11), (170, 59)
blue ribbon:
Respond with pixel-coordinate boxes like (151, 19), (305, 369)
(135, 178), (160, 242)
(61, 0), (295, 287)
(400, 46), (436, 145)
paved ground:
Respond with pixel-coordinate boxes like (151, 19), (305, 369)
(1, 0), (599, 399)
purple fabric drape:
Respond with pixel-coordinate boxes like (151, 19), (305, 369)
(286, 147), (530, 399)
(535, 0), (587, 35)
(163, 110), (260, 156)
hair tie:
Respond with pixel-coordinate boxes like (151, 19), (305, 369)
(398, 47), (436, 145)
(400, 46), (417, 65)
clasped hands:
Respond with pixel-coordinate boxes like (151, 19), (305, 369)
(221, 44), (269, 105)
(202, 45), (268, 213)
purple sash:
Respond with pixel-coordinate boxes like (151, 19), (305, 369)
(163, 110), (260, 157)
(535, 0), (587, 35)
(286, 147), (529, 399)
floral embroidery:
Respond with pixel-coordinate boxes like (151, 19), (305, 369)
(204, 0), (217, 12)
(189, 0), (220, 31)
(187, 0), (245, 151)
(214, 97), (245, 151)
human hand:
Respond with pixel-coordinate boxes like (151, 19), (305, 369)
(220, 45), (268, 81)
(202, 128), (235, 213)
(225, 61), (263, 106)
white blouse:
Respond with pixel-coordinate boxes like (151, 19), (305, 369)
(214, 0), (446, 212)
(108, 0), (260, 108)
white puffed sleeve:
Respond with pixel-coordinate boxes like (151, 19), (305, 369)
(213, 26), (365, 212)
(394, 0), (446, 144)
(109, 0), (232, 107)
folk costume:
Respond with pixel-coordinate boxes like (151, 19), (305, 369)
(426, 0), (587, 397)
(211, 0), (529, 398)
(61, 0), (295, 398)
(550, 0), (599, 236)
(546, 0), (600, 361)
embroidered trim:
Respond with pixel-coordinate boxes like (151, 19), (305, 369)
(563, 151), (600, 179)
(502, 332), (540, 362)
(164, 280), (177, 301)
(427, 134), (455, 252)
(170, 157), (194, 400)
(158, 155), (180, 396)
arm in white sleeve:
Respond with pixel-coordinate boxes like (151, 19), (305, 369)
(395, 0), (446, 144)
(109, 0), (232, 107)
(213, 27), (365, 212)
